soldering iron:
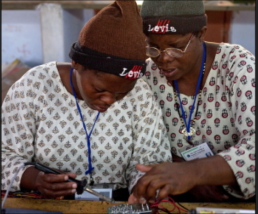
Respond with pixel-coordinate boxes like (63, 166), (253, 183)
(29, 162), (121, 204)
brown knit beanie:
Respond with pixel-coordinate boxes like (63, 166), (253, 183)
(141, 0), (207, 35)
(69, 0), (147, 79)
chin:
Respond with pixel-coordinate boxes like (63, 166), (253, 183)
(92, 104), (109, 112)
(165, 72), (184, 82)
(164, 75), (176, 82)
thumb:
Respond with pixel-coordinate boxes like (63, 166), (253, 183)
(128, 193), (139, 204)
(136, 163), (154, 172)
(66, 172), (77, 179)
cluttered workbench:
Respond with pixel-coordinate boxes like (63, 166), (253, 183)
(1, 198), (255, 214)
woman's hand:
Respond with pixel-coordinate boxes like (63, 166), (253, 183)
(132, 161), (198, 203)
(132, 156), (236, 203)
(21, 166), (78, 199)
(35, 171), (78, 199)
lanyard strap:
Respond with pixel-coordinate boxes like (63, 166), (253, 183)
(173, 61), (205, 133)
(174, 42), (206, 141)
(69, 68), (100, 178)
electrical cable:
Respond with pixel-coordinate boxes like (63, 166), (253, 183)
(167, 196), (188, 213)
(150, 196), (189, 214)
(177, 201), (189, 212)
(2, 162), (35, 208)
(2, 163), (25, 207)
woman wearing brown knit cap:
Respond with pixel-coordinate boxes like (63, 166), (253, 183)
(1, 1), (171, 201)
(130, 0), (255, 203)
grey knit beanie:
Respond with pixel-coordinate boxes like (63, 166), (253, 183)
(141, 0), (207, 35)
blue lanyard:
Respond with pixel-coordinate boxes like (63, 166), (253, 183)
(174, 42), (206, 141)
(69, 68), (100, 178)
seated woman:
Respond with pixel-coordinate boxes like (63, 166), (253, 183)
(130, 0), (255, 203)
(1, 0), (171, 201)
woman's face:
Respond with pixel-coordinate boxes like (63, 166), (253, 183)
(74, 66), (137, 112)
(146, 32), (203, 82)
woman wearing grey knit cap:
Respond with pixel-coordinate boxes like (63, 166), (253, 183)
(129, 0), (255, 203)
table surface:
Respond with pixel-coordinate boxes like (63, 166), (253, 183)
(1, 198), (255, 213)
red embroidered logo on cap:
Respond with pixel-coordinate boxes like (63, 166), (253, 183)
(119, 66), (143, 79)
(153, 20), (170, 34)
(148, 20), (176, 33)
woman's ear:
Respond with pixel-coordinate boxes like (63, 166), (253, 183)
(199, 26), (207, 41)
(71, 60), (78, 70)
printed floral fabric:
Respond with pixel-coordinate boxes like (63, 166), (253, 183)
(1, 61), (172, 193)
(142, 43), (255, 199)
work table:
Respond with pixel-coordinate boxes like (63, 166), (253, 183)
(1, 198), (255, 213)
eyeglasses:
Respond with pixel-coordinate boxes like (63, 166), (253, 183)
(146, 34), (193, 58)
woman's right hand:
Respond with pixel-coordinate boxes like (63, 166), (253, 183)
(21, 166), (78, 199)
(35, 171), (78, 199)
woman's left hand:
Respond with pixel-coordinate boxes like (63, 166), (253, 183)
(132, 155), (236, 204)
(131, 161), (198, 203)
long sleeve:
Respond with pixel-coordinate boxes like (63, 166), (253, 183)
(2, 73), (36, 191)
(141, 44), (255, 200)
(217, 46), (255, 199)
(125, 79), (172, 193)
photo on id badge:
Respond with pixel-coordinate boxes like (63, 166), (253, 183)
(180, 138), (214, 161)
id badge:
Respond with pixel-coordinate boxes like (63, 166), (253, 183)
(180, 142), (214, 161)
(75, 188), (113, 201)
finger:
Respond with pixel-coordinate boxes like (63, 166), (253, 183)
(139, 197), (147, 204)
(55, 196), (64, 200)
(157, 184), (171, 201)
(66, 172), (77, 179)
(41, 187), (77, 198)
(134, 174), (158, 199)
(208, 186), (228, 202)
(210, 191), (227, 202)
(42, 180), (77, 192)
(128, 193), (139, 204)
(51, 168), (77, 179)
(42, 173), (69, 183)
(135, 164), (154, 172)
(145, 178), (164, 202)
(222, 194), (229, 200)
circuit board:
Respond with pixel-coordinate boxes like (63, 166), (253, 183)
(107, 204), (152, 214)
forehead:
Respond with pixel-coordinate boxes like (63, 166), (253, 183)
(146, 34), (187, 45)
(82, 69), (137, 92)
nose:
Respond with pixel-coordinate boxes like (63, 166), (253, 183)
(100, 94), (117, 106)
(157, 51), (174, 64)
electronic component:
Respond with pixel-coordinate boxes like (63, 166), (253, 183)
(107, 204), (152, 214)
(195, 207), (255, 214)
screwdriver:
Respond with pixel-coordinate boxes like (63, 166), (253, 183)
(34, 162), (121, 204)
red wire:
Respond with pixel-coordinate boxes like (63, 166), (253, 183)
(150, 196), (188, 213)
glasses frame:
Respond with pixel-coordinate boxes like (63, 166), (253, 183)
(146, 33), (194, 58)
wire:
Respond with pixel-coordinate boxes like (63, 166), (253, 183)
(150, 196), (189, 214)
(2, 162), (36, 207)
(177, 201), (189, 212)
(2, 163), (25, 208)
(167, 196), (188, 213)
